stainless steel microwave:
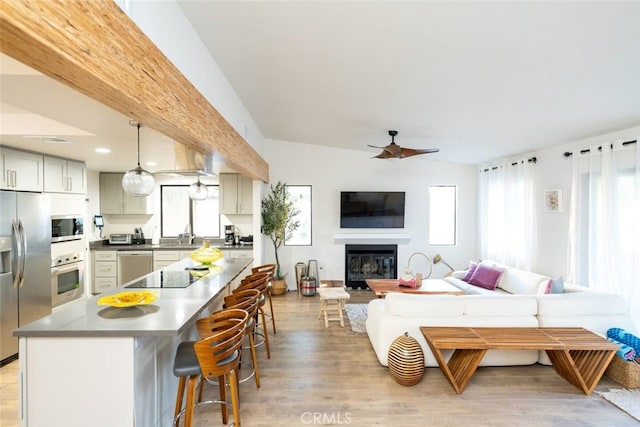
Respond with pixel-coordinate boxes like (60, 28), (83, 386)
(51, 215), (84, 243)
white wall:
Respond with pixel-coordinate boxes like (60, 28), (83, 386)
(263, 139), (478, 289)
(527, 125), (640, 279)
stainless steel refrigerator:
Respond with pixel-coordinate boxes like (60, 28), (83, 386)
(0, 191), (51, 363)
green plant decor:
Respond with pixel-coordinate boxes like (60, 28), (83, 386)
(261, 181), (300, 280)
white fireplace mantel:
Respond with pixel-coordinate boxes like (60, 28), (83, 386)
(333, 233), (411, 244)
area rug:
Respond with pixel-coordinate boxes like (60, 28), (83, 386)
(345, 304), (368, 333)
(596, 388), (640, 421)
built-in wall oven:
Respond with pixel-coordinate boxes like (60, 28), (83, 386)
(51, 252), (85, 307)
(51, 215), (84, 243)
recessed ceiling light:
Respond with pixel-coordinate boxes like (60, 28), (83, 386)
(95, 147), (111, 154)
(145, 161), (157, 167)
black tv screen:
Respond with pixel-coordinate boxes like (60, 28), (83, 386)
(340, 191), (405, 228)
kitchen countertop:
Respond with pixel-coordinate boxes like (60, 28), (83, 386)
(13, 257), (252, 338)
(89, 240), (253, 251)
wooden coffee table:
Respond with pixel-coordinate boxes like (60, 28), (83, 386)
(420, 326), (618, 395)
(366, 278), (464, 298)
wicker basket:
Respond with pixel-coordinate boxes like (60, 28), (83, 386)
(605, 356), (640, 388)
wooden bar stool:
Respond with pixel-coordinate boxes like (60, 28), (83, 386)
(224, 288), (262, 388)
(250, 264), (277, 334)
(236, 272), (271, 359)
(172, 308), (248, 427)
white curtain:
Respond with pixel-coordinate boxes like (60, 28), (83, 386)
(479, 160), (537, 269)
(567, 141), (640, 329)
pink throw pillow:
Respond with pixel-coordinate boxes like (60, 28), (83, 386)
(538, 280), (551, 294)
(468, 264), (504, 290)
(462, 261), (478, 282)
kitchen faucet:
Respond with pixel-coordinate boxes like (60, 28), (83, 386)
(181, 224), (194, 244)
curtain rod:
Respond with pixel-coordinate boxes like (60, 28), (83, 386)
(563, 139), (637, 157)
(481, 156), (537, 172)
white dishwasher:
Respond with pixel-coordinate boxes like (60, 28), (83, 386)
(117, 251), (153, 285)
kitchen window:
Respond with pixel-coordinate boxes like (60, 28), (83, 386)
(160, 185), (220, 238)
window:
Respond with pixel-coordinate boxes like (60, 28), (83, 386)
(285, 185), (312, 246)
(160, 185), (220, 237)
(567, 143), (639, 330)
(429, 186), (456, 245)
(478, 160), (536, 269)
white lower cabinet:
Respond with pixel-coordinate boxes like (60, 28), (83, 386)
(93, 250), (117, 294)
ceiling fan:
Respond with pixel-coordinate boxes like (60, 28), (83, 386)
(368, 130), (439, 159)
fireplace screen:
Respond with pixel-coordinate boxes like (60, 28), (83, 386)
(345, 244), (397, 289)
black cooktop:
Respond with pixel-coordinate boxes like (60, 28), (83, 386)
(125, 270), (199, 289)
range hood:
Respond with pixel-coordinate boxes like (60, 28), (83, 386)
(154, 143), (215, 176)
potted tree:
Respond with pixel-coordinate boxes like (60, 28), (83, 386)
(261, 181), (300, 294)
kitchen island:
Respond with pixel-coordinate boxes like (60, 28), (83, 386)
(13, 256), (252, 427)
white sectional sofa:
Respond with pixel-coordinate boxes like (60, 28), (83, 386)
(366, 262), (635, 367)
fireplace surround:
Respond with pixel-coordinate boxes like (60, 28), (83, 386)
(345, 244), (397, 289)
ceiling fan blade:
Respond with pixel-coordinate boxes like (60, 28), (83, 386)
(370, 142), (402, 158)
(399, 147), (440, 158)
(372, 150), (395, 159)
(368, 130), (438, 159)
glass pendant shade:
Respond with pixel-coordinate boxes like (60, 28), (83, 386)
(189, 178), (209, 201)
(122, 165), (155, 196)
(122, 121), (154, 197)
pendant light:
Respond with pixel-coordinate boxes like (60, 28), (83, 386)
(189, 177), (209, 201)
(122, 121), (155, 197)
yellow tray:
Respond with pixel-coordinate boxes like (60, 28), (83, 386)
(97, 291), (157, 308)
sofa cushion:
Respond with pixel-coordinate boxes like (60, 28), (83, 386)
(385, 293), (464, 318)
(468, 263), (504, 290)
(462, 261), (478, 282)
(464, 295), (538, 316)
(498, 268), (550, 295)
(538, 280), (551, 294)
(451, 270), (467, 280)
(536, 292), (628, 316)
(445, 277), (511, 295)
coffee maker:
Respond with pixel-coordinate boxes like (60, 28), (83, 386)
(224, 225), (235, 246)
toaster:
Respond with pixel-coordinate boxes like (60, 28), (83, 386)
(109, 234), (131, 245)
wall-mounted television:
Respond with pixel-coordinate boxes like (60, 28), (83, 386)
(340, 191), (405, 228)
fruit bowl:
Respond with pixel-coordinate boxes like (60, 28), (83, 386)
(190, 240), (223, 265)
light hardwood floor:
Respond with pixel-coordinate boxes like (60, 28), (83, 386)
(1, 290), (636, 426)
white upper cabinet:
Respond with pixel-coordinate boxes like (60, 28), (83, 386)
(99, 172), (152, 215)
(0, 147), (44, 192)
(44, 156), (87, 194)
(219, 173), (253, 215)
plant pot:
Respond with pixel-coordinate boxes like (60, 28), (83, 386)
(271, 279), (287, 296)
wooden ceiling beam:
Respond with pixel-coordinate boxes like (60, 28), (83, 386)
(0, 0), (268, 182)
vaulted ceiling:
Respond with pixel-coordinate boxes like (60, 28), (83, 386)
(179, 1), (640, 164)
(1, 2), (639, 171)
